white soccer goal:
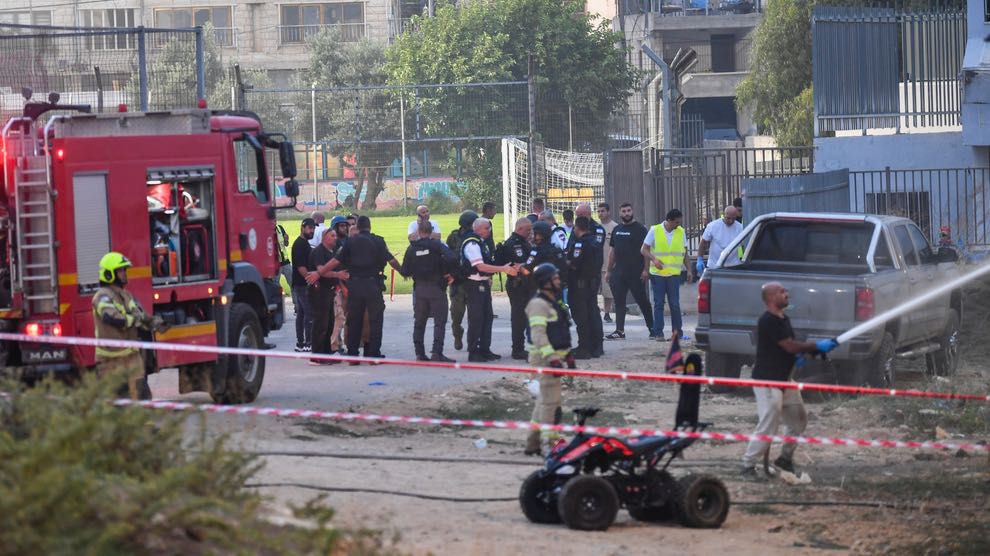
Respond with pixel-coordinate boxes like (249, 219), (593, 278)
(500, 138), (605, 238)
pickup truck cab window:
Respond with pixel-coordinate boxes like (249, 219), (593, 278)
(750, 221), (873, 266)
(894, 225), (920, 266)
(874, 231), (895, 270)
(907, 224), (935, 264)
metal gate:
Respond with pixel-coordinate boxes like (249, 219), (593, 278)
(649, 147), (814, 250)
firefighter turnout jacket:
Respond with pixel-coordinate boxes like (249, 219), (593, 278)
(92, 284), (156, 360)
(526, 291), (572, 364)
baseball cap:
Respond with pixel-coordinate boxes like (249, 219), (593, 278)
(302, 217), (316, 227)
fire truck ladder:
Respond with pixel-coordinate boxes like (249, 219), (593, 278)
(2, 119), (58, 316)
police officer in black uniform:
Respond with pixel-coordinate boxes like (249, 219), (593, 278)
(311, 215), (400, 362)
(446, 210), (478, 351)
(566, 204), (606, 357)
(524, 221), (569, 294)
(401, 219), (458, 362)
(494, 217), (534, 360)
(460, 217), (519, 362)
(566, 216), (604, 359)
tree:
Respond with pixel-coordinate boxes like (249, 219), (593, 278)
(386, 0), (638, 205)
(302, 30), (401, 210)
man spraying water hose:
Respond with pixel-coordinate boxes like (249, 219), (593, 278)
(740, 281), (837, 478)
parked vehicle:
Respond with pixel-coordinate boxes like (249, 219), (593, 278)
(695, 213), (962, 389)
(520, 357), (730, 532)
(0, 92), (300, 402)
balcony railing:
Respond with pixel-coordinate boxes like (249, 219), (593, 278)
(279, 23), (366, 44)
(621, 0), (763, 17)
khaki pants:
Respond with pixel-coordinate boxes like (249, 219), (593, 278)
(741, 386), (807, 467)
(331, 291), (346, 352)
(600, 270), (614, 312)
(97, 352), (146, 400)
(526, 354), (564, 452)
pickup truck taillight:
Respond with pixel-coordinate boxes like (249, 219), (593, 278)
(698, 277), (711, 314)
(855, 287), (875, 321)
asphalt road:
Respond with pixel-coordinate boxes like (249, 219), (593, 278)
(148, 289), (696, 411)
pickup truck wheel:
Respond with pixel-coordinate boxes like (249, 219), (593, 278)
(704, 351), (742, 394)
(925, 309), (959, 377)
(211, 302), (266, 405)
(862, 332), (896, 388)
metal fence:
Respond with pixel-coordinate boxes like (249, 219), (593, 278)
(850, 167), (990, 249)
(812, 6), (966, 135)
(0, 24), (204, 120)
(620, 0), (763, 17)
(648, 146), (814, 250)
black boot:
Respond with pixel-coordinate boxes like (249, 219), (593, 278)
(431, 353), (455, 363)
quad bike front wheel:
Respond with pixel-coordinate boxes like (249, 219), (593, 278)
(557, 475), (619, 531)
(519, 470), (562, 524)
(675, 474), (730, 528)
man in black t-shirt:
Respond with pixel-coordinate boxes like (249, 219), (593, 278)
(741, 282), (837, 478)
(604, 203), (654, 339)
(291, 218), (316, 352)
(308, 229), (349, 365)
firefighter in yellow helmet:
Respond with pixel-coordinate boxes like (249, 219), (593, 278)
(92, 252), (167, 399)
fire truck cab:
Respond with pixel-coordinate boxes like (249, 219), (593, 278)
(0, 99), (299, 404)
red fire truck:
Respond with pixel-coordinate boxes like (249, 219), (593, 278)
(0, 93), (300, 403)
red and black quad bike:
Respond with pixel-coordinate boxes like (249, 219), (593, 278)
(519, 359), (729, 531)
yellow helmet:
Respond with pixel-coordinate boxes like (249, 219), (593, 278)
(99, 251), (132, 284)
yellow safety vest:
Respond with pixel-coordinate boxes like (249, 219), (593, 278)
(649, 224), (686, 277)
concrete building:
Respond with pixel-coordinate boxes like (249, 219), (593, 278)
(614, 1), (763, 143)
(0, 0), (415, 85)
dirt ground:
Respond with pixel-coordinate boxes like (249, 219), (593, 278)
(204, 292), (989, 555)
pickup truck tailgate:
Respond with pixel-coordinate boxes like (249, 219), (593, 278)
(709, 270), (859, 335)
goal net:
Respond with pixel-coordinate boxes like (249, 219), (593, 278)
(500, 138), (605, 238)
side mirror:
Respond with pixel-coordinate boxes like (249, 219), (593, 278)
(278, 141), (297, 179)
(937, 246), (960, 263)
(283, 178), (300, 198)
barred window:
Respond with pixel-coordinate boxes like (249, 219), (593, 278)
(81, 9), (136, 50)
(279, 3), (365, 43)
(155, 7), (234, 47)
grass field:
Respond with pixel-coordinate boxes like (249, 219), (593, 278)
(278, 213), (506, 295)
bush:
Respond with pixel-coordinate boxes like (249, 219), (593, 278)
(0, 375), (396, 555)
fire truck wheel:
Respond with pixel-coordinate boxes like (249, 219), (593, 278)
(212, 302), (265, 404)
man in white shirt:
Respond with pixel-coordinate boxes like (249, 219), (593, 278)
(539, 210), (569, 250)
(460, 217), (518, 362)
(407, 204), (441, 242)
(698, 205), (743, 269)
(308, 211), (326, 248)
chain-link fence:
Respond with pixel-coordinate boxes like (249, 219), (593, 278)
(0, 24), (204, 121)
(243, 81), (531, 210)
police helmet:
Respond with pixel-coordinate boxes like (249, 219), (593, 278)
(330, 215), (348, 229)
(533, 263), (559, 288)
(458, 210), (479, 229)
(532, 221), (551, 239)
(99, 251), (132, 284)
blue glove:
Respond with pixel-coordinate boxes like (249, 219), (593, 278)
(794, 354), (806, 369)
(816, 339), (838, 353)
(696, 257), (705, 275)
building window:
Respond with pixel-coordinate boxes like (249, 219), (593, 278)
(0, 11), (53, 33)
(155, 7), (235, 47)
(81, 9), (136, 50)
(279, 3), (366, 44)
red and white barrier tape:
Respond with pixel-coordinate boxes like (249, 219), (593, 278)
(3, 331), (988, 402)
(115, 398), (990, 453)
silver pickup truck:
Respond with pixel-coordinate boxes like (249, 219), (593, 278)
(694, 213), (962, 389)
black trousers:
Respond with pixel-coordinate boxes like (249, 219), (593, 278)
(506, 281), (533, 353)
(465, 280), (493, 355)
(610, 269), (655, 333)
(413, 283), (449, 356)
(346, 277), (385, 357)
(309, 286), (335, 357)
(571, 279), (603, 354)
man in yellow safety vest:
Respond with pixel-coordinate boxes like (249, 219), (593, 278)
(640, 209), (693, 341)
(92, 251), (168, 399)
